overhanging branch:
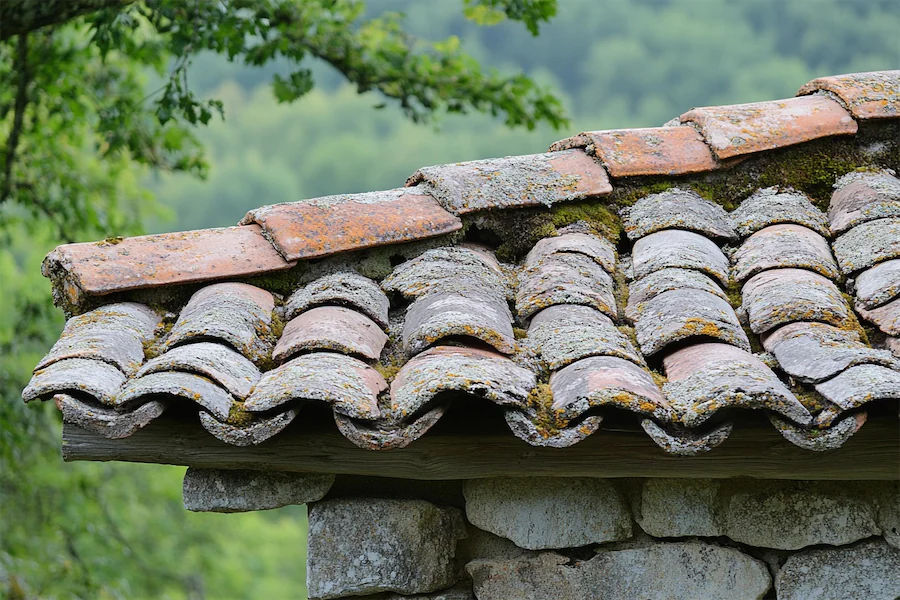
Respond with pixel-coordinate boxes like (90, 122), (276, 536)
(0, 0), (133, 41)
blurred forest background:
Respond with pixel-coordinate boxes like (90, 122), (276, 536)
(2, 0), (899, 598)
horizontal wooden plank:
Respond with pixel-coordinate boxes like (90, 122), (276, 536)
(62, 415), (900, 480)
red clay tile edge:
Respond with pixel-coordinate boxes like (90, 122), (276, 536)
(43, 70), (899, 305)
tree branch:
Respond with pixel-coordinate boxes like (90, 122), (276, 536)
(0, 0), (134, 41)
(1, 32), (29, 203)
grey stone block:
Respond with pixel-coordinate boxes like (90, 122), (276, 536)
(637, 479), (722, 537)
(467, 541), (771, 600)
(182, 468), (334, 513)
(776, 538), (900, 600)
(463, 478), (631, 550)
(307, 498), (466, 600)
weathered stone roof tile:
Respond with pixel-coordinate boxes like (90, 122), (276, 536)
(23, 358), (126, 405)
(732, 225), (839, 282)
(382, 246), (507, 301)
(663, 342), (811, 427)
(244, 352), (386, 419)
(524, 231), (616, 274)
(274, 306), (388, 362)
(729, 188), (830, 238)
(829, 170), (900, 234)
(622, 188), (735, 241)
(631, 229), (730, 284)
(241, 186), (462, 261)
(633, 288), (749, 356)
(625, 268), (728, 321)
(550, 125), (719, 177)
(285, 272), (389, 327)
(857, 297), (900, 336)
(680, 95), (857, 160)
(407, 150), (611, 214)
(814, 364), (900, 411)
(136, 342), (261, 400)
(640, 419), (734, 456)
(798, 70), (900, 119)
(769, 412), (867, 452)
(741, 268), (850, 334)
(42, 225), (295, 303)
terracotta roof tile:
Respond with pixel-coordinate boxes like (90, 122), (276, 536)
(680, 95), (857, 159)
(798, 70), (900, 119)
(550, 125), (719, 177)
(241, 187), (462, 261)
(26, 69), (900, 458)
(43, 225), (295, 303)
(407, 149), (611, 214)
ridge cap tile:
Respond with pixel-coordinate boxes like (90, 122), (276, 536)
(798, 70), (900, 119)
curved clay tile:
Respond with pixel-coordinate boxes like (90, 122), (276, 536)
(244, 352), (386, 420)
(165, 282), (275, 362)
(199, 408), (299, 447)
(631, 230), (730, 285)
(662, 342), (810, 427)
(389, 346), (535, 420)
(632, 288), (749, 357)
(115, 371), (236, 421)
(333, 404), (447, 451)
(526, 304), (643, 370)
(548, 355), (669, 422)
(729, 188), (830, 238)
(524, 231), (617, 274)
(761, 322), (900, 383)
(832, 217), (900, 274)
(516, 252), (617, 320)
(623, 188), (735, 241)
(732, 225), (840, 282)
(23, 358), (126, 405)
(856, 298), (900, 336)
(407, 150), (611, 214)
(54, 393), (167, 440)
(741, 268), (850, 334)
(854, 259), (900, 310)
(625, 268), (728, 322)
(815, 364), (900, 411)
(769, 412), (867, 452)
(35, 303), (160, 376)
(798, 70), (900, 119)
(136, 342), (261, 399)
(504, 410), (604, 449)
(640, 418), (733, 456)
(285, 272), (390, 327)
(829, 171), (900, 234)
(274, 306), (388, 362)
(402, 293), (515, 356)
(382, 246), (507, 301)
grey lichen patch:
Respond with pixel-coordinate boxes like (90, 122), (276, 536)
(622, 187), (736, 241)
(23, 357), (127, 405)
(284, 271), (390, 327)
(730, 187), (831, 238)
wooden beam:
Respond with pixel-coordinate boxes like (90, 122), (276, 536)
(62, 416), (900, 480)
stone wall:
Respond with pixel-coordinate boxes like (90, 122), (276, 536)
(183, 471), (900, 599)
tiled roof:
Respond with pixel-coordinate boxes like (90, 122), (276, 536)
(26, 70), (900, 456)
